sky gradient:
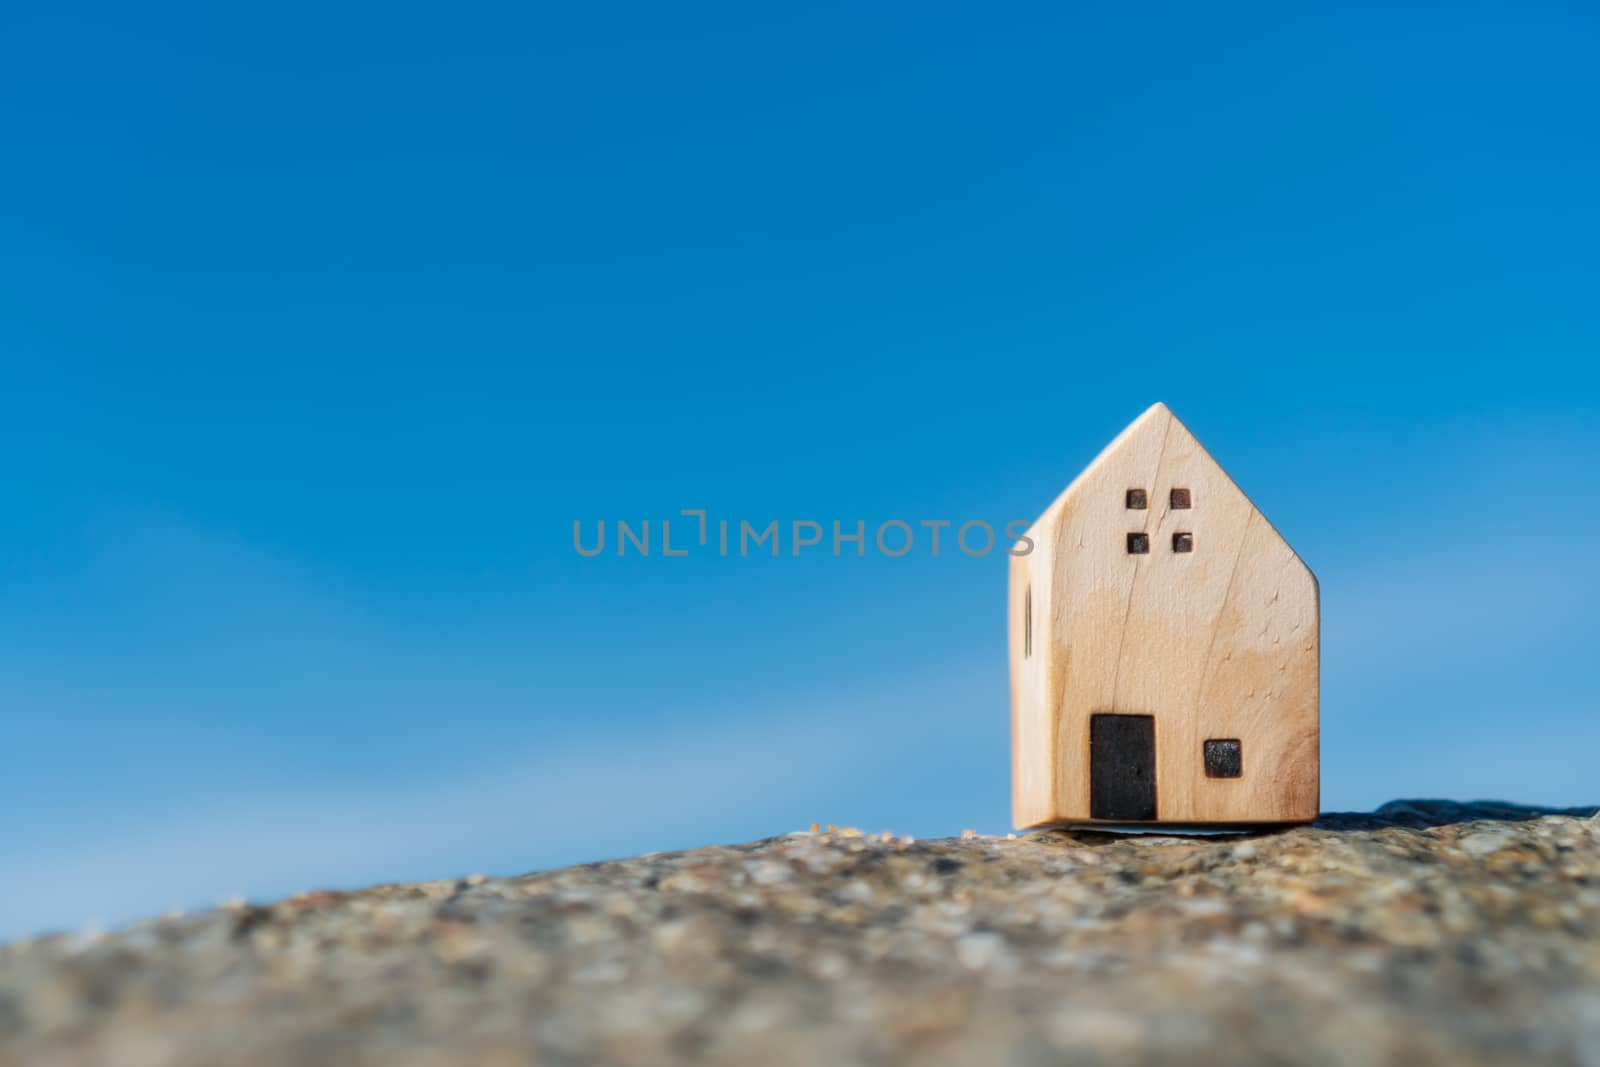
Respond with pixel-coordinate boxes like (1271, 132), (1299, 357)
(4, 2), (1599, 938)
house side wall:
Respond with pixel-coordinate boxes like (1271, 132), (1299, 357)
(1009, 536), (1056, 827)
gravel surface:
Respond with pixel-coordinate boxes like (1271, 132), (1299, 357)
(2, 800), (1597, 1067)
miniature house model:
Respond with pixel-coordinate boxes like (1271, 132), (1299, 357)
(1009, 403), (1318, 827)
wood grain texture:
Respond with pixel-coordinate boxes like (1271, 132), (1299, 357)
(1009, 402), (1319, 828)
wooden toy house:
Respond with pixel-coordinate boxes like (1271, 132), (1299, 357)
(1009, 403), (1319, 827)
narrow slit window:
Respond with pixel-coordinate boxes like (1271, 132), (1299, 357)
(1170, 488), (1192, 509)
(1126, 532), (1150, 554)
(1125, 489), (1148, 509)
(1024, 585), (1032, 658)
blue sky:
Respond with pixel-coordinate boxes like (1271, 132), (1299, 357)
(3, 2), (1598, 938)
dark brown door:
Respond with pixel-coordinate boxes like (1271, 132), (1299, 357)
(1090, 714), (1157, 820)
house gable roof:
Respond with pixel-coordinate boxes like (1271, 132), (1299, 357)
(1019, 402), (1313, 588)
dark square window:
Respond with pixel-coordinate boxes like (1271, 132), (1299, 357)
(1170, 488), (1192, 509)
(1204, 739), (1242, 779)
(1125, 489), (1148, 509)
(1172, 531), (1194, 553)
(1126, 532), (1149, 554)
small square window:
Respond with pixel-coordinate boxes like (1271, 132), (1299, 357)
(1170, 488), (1192, 509)
(1204, 739), (1242, 779)
(1172, 532), (1194, 553)
(1126, 532), (1149, 554)
(1125, 489), (1148, 509)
